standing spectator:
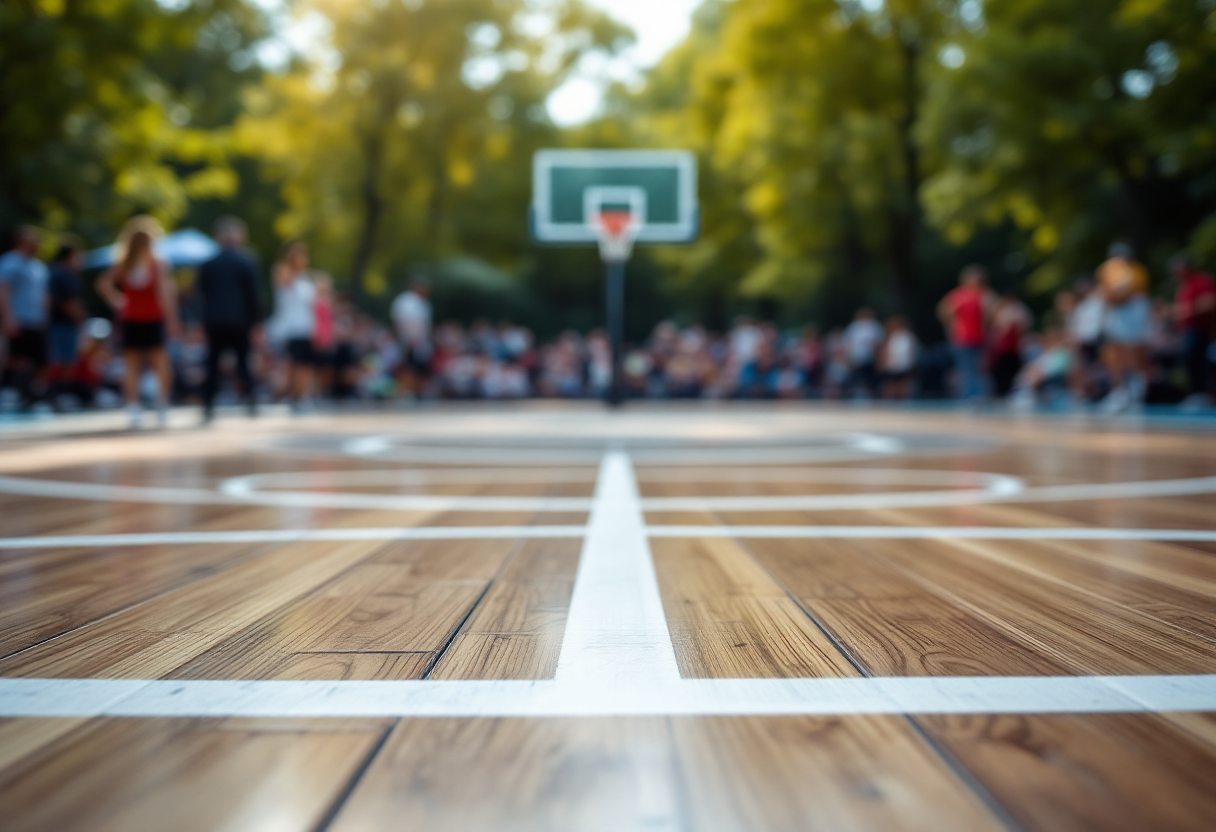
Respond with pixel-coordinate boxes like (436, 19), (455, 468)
(844, 307), (884, 398)
(1098, 241), (1151, 412)
(312, 272), (336, 398)
(46, 238), (87, 404)
(989, 292), (1033, 399)
(391, 277), (433, 398)
(880, 316), (919, 400)
(0, 226), (50, 409)
(197, 217), (262, 423)
(96, 218), (179, 429)
(272, 240), (317, 411)
(1172, 253), (1216, 405)
(1067, 279), (1106, 401)
(938, 265), (992, 401)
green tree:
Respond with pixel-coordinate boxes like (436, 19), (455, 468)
(667, 0), (955, 312)
(0, 0), (266, 241)
(239, 0), (631, 303)
(921, 0), (1216, 290)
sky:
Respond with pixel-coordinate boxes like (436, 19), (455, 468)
(252, 0), (701, 126)
(546, 0), (701, 125)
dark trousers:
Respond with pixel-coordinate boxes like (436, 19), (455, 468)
(204, 326), (254, 414)
(1183, 328), (1212, 397)
(990, 351), (1023, 399)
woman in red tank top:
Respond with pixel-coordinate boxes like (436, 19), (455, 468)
(97, 218), (180, 429)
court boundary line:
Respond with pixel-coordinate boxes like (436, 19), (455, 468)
(1, 675), (1213, 718)
(5, 526), (1216, 548)
(5, 443), (1216, 719)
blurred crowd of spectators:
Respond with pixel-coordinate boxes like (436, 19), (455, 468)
(2, 219), (1214, 417)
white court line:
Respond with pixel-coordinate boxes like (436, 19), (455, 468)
(645, 526), (1216, 541)
(0, 527), (587, 549)
(16, 471), (1216, 513)
(0, 474), (595, 512)
(4, 446), (1216, 718)
(6, 526), (1216, 549)
(555, 451), (681, 683)
(1, 675), (1213, 718)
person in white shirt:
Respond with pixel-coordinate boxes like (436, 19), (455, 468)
(391, 277), (433, 397)
(272, 240), (317, 409)
(845, 307), (885, 398)
(1067, 279), (1106, 401)
(880, 316), (919, 400)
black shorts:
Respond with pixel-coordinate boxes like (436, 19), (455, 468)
(123, 321), (165, 350)
(286, 337), (316, 365)
(402, 346), (432, 375)
(9, 328), (47, 365)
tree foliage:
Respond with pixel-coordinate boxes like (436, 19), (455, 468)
(237, 0), (631, 301)
(5, 0), (1216, 333)
(922, 0), (1216, 291)
(0, 0), (266, 241)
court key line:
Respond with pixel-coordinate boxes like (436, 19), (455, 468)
(4, 451), (1216, 717)
(8, 469), (1216, 513)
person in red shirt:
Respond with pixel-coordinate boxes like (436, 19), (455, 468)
(938, 265), (993, 401)
(96, 218), (180, 429)
(988, 292), (1032, 399)
(1173, 253), (1216, 403)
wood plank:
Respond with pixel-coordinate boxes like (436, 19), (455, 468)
(327, 717), (684, 832)
(432, 539), (579, 679)
(672, 715), (1004, 831)
(0, 540), (391, 678)
(0, 717), (386, 832)
(0, 542), (283, 658)
(748, 538), (1073, 676)
(942, 538), (1216, 642)
(863, 538), (1216, 675)
(172, 539), (521, 680)
(0, 718), (88, 773)
(652, 538), (857, 678)
(918, 712), (1216, 832)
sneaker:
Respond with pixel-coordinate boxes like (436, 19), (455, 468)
(126, 404), (144, 430)
(1099, 386), (1130, 414)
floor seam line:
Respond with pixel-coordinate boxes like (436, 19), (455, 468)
(311, 718), (398, 832)
(734, 532), (1025, 832)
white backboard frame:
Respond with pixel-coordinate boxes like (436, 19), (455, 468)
(531, 149), (698, 245)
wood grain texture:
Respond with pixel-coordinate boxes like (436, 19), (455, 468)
(747, 538), (1073, 676)
(671, 715), (1004, 831)
(653, 537), (858, 678)
(0, 540), (393, 678)
(861, 538), (1216, 675)
(432, 539), (579, 679)
(171, 539), (520, 680)
(0, 717), (387, 832)
(327, 718), (684, 832)
(917, 712), (1216, 832)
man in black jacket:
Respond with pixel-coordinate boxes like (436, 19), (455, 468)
(197, 217), (262, 422)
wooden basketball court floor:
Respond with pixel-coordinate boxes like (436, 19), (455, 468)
(1, 404), (1215, 831)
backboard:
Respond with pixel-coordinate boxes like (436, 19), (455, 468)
(531, 149), (698, 245)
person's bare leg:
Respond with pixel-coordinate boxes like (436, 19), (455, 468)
(124, 350), (143, 428)
(149, 347), (171, 426)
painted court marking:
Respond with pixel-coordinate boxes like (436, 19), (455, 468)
(2, 675), (1213, 718)
(3, 443), (1216, 717)
(556, 451), (681, 683)
(6, 526), (1216, 549)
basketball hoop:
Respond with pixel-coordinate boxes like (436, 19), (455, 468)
(594, 210), (640, 263)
